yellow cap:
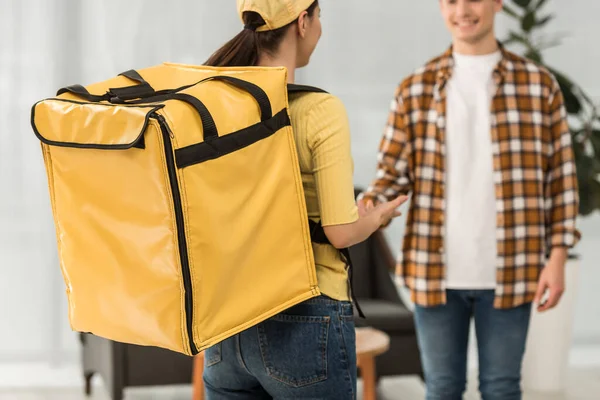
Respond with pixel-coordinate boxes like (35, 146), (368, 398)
(237, 0), (316, 32)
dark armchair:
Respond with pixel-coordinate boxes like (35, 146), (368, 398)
(350, 227), (423, 379)
(81, 332), (193, 400)
(349, 188), (423, 380)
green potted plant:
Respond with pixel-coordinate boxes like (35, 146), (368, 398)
(501, 0), (599, 394)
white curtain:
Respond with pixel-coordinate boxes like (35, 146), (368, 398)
(1, 0), (598, 367)
(0, 0), (72, 363)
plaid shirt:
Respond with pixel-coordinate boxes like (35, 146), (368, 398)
(360, 44), (581, 309)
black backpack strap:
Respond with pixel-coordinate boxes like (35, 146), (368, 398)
(287, 84), (328, 94)
(57, 69), (157, 102)
(309, 219), (366, 319)
(56, 84), (111, 102)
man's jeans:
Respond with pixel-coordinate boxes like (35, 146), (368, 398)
(203, 295), (357, 399)
(414, 290), (532, 400)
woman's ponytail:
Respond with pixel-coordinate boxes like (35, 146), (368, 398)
(204, 13), (264, 67)
(205, 2), (318, 68)
(204, 28), (258, 67)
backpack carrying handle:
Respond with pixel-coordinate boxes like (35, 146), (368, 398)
(118, 92), (219, 140)
(123, 74), (274, 124)
(114, 75), (274, 141)
(107, 70), (156, 101)
(56, 84), (110, 102)
(56, 71), (274, 142)
(197, 76), (272, 121)
(57, 70), (156, 103)
(153, 75), (274, 123)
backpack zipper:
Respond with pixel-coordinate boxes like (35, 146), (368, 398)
(154, 113), (198, 355)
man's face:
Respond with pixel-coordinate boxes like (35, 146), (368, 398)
(439, 0), (502, 45)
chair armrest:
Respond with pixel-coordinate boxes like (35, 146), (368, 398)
(373, 230), (396, 274)
(371, 230), (412, 309)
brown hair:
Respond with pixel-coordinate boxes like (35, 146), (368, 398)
(204, 1), (319, 67)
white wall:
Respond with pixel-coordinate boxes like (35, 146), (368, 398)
(0, 0), (598, 366)
(300, 0), (600, 346)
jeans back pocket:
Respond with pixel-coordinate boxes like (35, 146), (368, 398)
(204, 342), (222, 367)
(258, 314), (330, 387)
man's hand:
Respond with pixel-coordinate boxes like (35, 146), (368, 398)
(534, 248), (568, 312)
(357, 198), (375, 218)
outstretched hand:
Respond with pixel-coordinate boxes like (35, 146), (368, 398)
(358, 196), (408, 226)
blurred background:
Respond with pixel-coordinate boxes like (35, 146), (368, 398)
(0, 0), (598, 399)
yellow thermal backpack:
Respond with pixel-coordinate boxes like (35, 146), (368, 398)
(30, 64), (362, 356)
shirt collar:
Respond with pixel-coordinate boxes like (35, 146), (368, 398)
(436, 40), (511, 87)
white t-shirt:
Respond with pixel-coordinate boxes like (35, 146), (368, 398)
(444, 50), (502, 289)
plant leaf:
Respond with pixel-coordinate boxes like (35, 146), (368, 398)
(503, 4), (521, 19)
(536, 14), (554, 28)
(547, 67), (583, 114)
(513, 0), (533, 8)
(591, 130), (600, 155)
(547, 67), (575, 88)
(577, 176), (593, 216)
(578, 178), (600, 217)
(594, 180), (600, 215)
(578, 89), (596, 109)
(585, 180), (600, 216)
(536, 35), (562, 51)
(525, 49), (542, 63)
(578, 188), (593, 216)
(593, 158), (600, 175)
(536, 0), (550, 11)
(574, 150), (599, 216)
(505, 31), (531, 46)
(522, 11), (536, 32)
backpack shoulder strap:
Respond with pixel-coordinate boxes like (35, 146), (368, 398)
(287, 84), (328, 94)
(308, 219), (365, 319)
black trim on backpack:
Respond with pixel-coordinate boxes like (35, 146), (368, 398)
(56, 85), (111, 103)
(155, 114), (198, 355)
(287, 84), (328, 94)
(175, 108), (290, 169)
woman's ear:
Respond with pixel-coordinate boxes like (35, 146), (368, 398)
(296, 11), (309, 38)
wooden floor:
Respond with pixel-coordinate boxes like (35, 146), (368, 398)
(0, 368), (598, 400)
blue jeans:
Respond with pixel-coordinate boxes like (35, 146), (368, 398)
(414, 290), (532, 400)
(203, 295), (357, 399)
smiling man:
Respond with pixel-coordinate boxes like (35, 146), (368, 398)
(359, 0), (581, 399)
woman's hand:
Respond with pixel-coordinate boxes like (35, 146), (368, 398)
(358, 196), (407, 226)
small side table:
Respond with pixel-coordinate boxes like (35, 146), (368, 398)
(192, 351), (205, 400)
(356, 327), (391, 400)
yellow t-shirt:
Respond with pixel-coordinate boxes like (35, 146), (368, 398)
(288, 91), (359, 301)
